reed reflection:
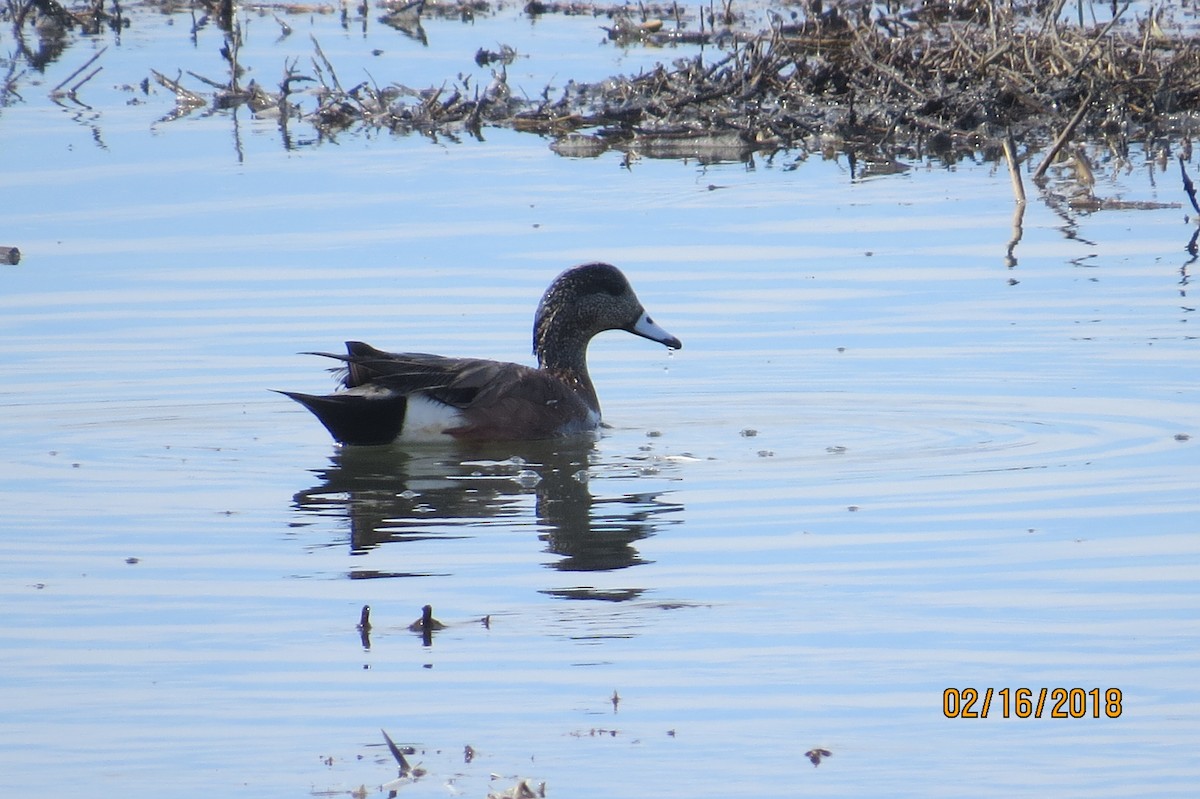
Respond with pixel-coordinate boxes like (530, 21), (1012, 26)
(290, 437), (682, 584)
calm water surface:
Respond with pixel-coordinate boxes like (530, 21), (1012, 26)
(2, 5), (1199, 798)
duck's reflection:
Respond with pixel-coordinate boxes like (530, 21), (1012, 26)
(290, 436), (682, 591)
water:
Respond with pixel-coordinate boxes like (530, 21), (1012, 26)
(2, 4), (1199, 798)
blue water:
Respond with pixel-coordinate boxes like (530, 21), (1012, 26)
(2, 4), (1199, 798)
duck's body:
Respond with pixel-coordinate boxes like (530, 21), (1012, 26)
(279, 344), (604, 444)
(279, 263), (681, 445)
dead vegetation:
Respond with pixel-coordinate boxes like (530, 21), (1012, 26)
(317, 1), (1200, 163)
(514, 0), (1200, 170)
(7, 0), (1200, 174)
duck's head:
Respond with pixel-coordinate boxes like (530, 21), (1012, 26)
(533, 262), (682, 368)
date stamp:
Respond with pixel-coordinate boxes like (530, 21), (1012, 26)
(943, 688), (1123, 719)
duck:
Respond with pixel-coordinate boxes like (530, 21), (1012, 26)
(277, 262), (681, 444)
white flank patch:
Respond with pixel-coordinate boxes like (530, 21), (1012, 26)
(560, 406), (601, 435)
(396, 394), (465, 442)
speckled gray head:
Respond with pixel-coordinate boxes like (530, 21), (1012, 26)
(533, 262), (682, 367)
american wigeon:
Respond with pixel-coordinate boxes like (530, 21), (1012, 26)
(278, 262), (681, 444)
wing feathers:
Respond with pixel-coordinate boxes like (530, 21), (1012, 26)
(287, 341), (600, 442)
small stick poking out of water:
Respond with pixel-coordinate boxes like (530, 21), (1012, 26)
(1180, 156), (1200, 216)
(357, 604), (372, 649)
(380, 728), (412, 774)
(1033, 91), (1093, 183)
(1002, 133), (1025, 205)
(408, 604), (445, 631)
(408, 605), (445, 645)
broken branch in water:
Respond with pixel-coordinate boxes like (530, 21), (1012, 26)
(50, 46), (106, 98)
(1033, 90), (1094, 183)
(1003, 131), (1025, 205)
(150, 69), (207, 119)
(309, 35), (344, 93)
(379, 729), (412, 774)
(185, 71), (228, 90)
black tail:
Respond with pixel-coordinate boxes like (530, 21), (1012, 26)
(275, 390), (408, 446)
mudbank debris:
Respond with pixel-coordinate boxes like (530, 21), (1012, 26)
(8, 0), (1200, 170)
